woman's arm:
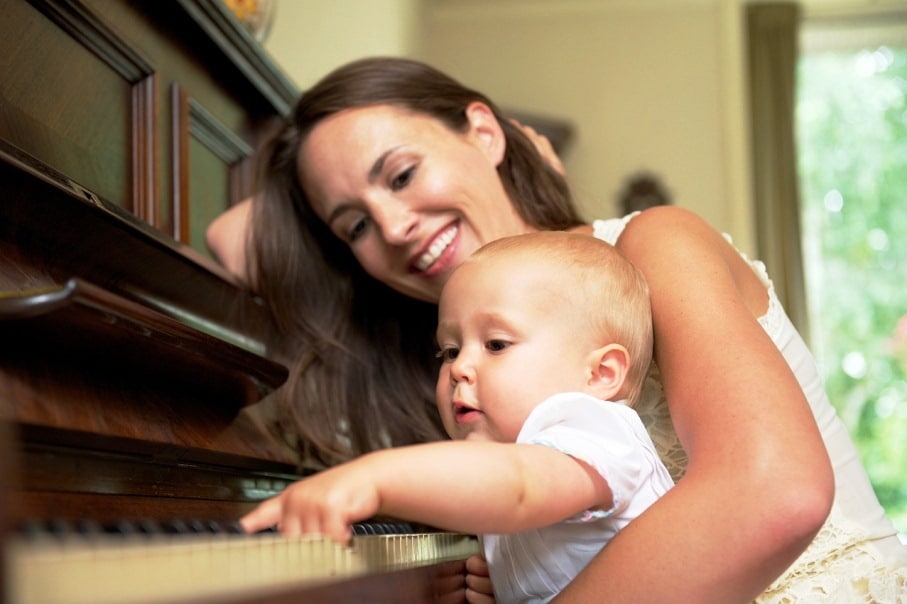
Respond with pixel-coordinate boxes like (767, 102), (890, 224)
(205, 197), (252, 280)
(240, 440), (611, 543)
(556, 206), (834, 603)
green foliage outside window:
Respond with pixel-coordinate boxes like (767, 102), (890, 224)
(796, 46), (907, 537)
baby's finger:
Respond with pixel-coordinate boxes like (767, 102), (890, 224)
(239, 496), (282, 533)
(322, 515), (353, 545)
(432, 560), (468, 604)
(466, 574), (495, 601)
(465, 554), (495, 601)
(293, 511), (324, 538)
(465, 553), (490, 578)
(465, 587), (496, 604)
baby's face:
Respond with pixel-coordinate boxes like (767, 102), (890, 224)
(435, 257), (595, 442)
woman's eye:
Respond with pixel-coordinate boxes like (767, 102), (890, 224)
(436, 347), (459, 363)
(347, 216), (370, 241)
(390, 166), (415, 191)
(486, 340), (510, 353)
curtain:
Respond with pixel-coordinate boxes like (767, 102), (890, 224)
(746, 2), (810, 342)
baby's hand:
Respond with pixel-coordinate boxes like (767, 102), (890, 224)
(239, 465), (380, 544)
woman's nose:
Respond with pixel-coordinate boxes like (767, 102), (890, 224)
(373, 198), (417, 245)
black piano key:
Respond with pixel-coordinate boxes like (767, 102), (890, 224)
(350, 521), (415, 536)
(16, 519), (46, 538)
(47, 518), (74, 536)
(137, 519), (162, 534)
(108, 519), (138, 535)
(17, 517), (420, 541)
(185, 519), (208, 533)
(160, 519), (189, 534)
(74, 519), (103, 536)
(222, 520), (245, 534)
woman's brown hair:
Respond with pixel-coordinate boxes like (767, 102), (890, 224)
(250, 57), (583, 468)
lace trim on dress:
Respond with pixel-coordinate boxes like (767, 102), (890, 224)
(756, 504), (907, 603)
(721, 233), (786, 342)
(633, 363), (689, 482)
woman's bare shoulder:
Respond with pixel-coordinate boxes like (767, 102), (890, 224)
(613, 206), (730, 280)
(618, 206), (769, 318)
(620, 206), (716, 245)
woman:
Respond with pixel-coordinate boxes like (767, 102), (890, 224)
(207, 57), (906, 602)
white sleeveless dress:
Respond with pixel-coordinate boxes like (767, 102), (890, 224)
(594, 215), (907, 603)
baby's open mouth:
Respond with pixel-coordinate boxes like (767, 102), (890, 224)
(454, 402), (479, 423)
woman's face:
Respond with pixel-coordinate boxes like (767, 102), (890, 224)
(298, 103), (533, 303)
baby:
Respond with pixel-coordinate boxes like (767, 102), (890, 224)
(241, 231), (674, 602)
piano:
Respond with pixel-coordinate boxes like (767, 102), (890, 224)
(0, 1), (478, 602)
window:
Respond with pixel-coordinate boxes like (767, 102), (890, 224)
(796, 17), (907, 538)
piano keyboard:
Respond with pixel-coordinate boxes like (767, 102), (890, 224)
(4, 530), (480, 604)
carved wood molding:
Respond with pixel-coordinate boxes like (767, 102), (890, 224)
(27, 0), (159, 221)
(171, 85), (254, 244)
(174, 0), (299, 116)
(26, 0), (154, 81)
(132, 76), (158, 225)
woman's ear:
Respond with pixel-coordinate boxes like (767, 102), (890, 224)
(465, 101), (506, 167)
(585, 344), (630, 401)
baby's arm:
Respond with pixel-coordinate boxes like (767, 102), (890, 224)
(240, 440), (611, 543)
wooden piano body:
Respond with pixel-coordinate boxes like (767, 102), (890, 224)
(0, 1), (476, 601)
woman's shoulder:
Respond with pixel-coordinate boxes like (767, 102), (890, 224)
(592, 206), (712, 247)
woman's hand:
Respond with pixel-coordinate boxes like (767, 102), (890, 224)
(510, 119), (566, 176)
(465, 554), (495, 603)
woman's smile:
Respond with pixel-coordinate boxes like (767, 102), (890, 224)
(412, 222), (460, 274)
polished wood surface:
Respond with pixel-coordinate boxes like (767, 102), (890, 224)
(0, 112), (299, 530)
(0, 0), (303, 541)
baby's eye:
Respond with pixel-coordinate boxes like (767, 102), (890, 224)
(436, 347), (459, 363)
(486, 340), (510, 353)
(390, 166), (416, 191)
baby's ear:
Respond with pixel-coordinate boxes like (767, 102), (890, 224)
(585, 344), (630, 401)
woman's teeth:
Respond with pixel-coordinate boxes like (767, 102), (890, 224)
(415, 226), (457, 271)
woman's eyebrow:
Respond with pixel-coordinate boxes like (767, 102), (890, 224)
(325, 204), (351, 226)
(325, 146), (405, 225)
(368, 146), (402, 183)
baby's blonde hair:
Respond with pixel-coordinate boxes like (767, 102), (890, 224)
(466, 231), (653, 405)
